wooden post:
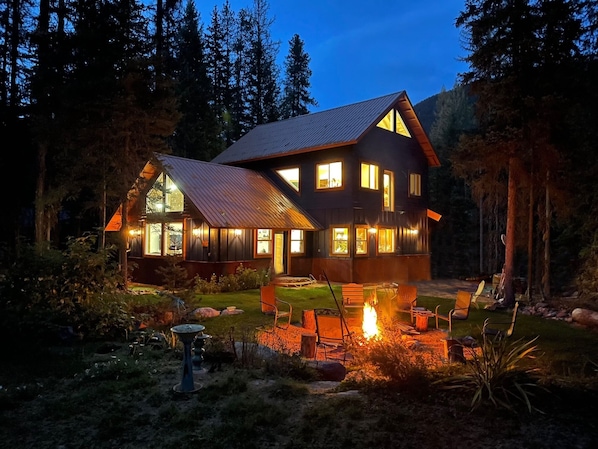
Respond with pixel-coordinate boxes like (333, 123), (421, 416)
(302, 309), (316, 332)
(300, 333), (317, 358)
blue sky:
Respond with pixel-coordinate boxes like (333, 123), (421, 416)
(195, 0), (468, 111)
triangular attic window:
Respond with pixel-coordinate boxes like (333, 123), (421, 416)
(376, 109), (411, 138)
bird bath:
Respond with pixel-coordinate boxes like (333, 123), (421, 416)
(171, 324), (206, 393)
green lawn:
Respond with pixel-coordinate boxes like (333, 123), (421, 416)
(161, 284), (598, 377)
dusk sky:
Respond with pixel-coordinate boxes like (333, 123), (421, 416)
(195, 0), (469, 111)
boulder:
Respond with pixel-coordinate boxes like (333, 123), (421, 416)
(571, 308), (598, 328)
(305, 360), (347, 381)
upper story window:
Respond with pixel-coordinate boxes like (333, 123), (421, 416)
(383, 170), (394, 211)
(376, 109), (411, 138)
(409, 173), (422, 197)
(316, 161), (342, 189)
(378, 227), (395, 254)
(360, 163), (379, 190)
(276, 167), (299, 192)
(146, 173), (184, 214)
(355, 227), (368, 255)
(256, 229), (272, 255)
(331, 227), (349, 255)
(290, 229), (304, 254)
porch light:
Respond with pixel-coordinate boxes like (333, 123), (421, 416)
(368, 227), (377, 234)
(129, 229), (141, 236)
(192, 228), (201, 237)
(407, 228), (419, 235)
(234, 229), (242, 236)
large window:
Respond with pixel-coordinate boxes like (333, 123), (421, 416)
(355, 227), (368, 255)
(378, 227), (395, 253)
(146, 173), (184, 213)
(383, 170), (394, 211)
(256, 229), (272, 255)
(290, 229), (304, 254)
(332, 227), (349, 255)
(409, 173), (421, 197)
(316, 162), (342, 189)
(276, 167), (300, 192)
(361, 163), (379, 190)
(145, 222), (183, 256)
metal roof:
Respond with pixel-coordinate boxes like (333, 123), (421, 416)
(107, 153), (322, 231)
(211, 91), (440, 167)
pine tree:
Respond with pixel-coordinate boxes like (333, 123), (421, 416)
(280, 34), (317, 118)
(172, 0), (222, 160)
(243, 0), (280, 127)
(205, 1), (237, 148)
(454, 0), (587, 303)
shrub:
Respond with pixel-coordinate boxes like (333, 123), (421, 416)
(434, 335), (544, 413)
(352, 320), (434, 391)
(192, 264), (270, 294)
(0, 235), (127, 341)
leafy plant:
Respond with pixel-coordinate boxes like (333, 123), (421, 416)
(155, 255), (190, 292)
(435, 335), (544, 413)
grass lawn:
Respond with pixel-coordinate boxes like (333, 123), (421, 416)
(1, 283), (597, 449)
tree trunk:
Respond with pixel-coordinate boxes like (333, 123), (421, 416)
(527, 174), (534, 301)
(120, 197), (129, 290)
(503, 156), (518, 307)
(542, 173), (551, 299)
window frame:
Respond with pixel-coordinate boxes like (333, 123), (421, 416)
(255, 228), (273, 257)
(316, 161), (343, 190)
(360, 162), (379, 190)
(383, 170), (394, 211)
(145, 173), (184, 214)
(276, 167), (300, 192)
(331, 226), (349, 256)
(377, 227), (395, 254)
(290, 229), (305, 255)
(409, 172), (422, 197)
(144, 221), (184, 256)
(355, 226), (369, 255)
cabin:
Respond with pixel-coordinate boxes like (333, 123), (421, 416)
(106, 91), (441, 285)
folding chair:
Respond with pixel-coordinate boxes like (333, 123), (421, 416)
(313, 308), (352, 362)
(260, 285), (293, 330)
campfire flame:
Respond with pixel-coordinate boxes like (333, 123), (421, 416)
(362, 301), (380, 340)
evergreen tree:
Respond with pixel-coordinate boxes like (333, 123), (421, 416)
(243, 0), (280, 127)
(453, 0), (586, 304)
(280, 33), (317, 118)
(428, 85), (479, 278)
(171, 0), (221, 160)
(205, 1), (236, 149)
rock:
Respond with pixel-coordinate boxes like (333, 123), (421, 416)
(571, 308), (598, 328)
(305, 360), (347, 381)
(193, 307), (220, 318)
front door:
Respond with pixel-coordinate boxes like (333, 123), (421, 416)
(273, 231), (287, 275)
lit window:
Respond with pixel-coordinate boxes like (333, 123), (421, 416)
(361, 163), (379, 190)
(290, 229), (304, 254)
(332, 227), (349, 255)
(316, 162), (342, 189)
(355, 227), (368, 255)
(146, 173), (184, 214)
(145, 222), (183, 256)
(378, 228), (395, 253)
(276, 167), (300, 192)
(409, 173), (421, 197)
(376, 109), (411, 138)
(383, 170), (394, 211)
(256, 229), (272, 255)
